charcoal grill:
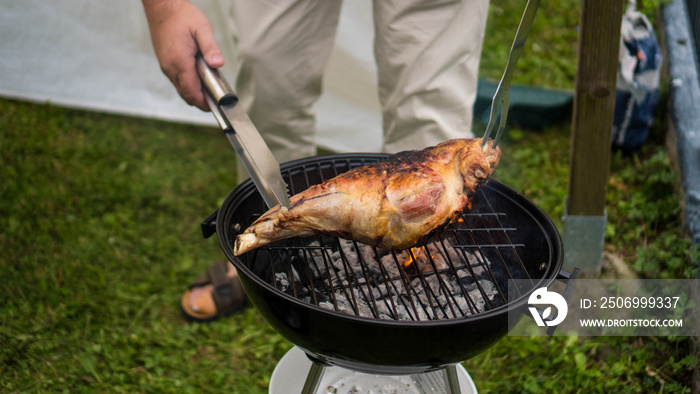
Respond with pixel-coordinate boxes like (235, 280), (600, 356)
(202, 153), (569, 389)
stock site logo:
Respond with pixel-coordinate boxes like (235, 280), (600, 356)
(528, 287), (568, 327)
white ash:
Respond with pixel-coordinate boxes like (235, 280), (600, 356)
(274, 238), (503, 321)
(273, 272), (290, 292)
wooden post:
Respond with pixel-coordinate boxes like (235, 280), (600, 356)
(564, 0), (624, 275)
(567, 0), (625, 215)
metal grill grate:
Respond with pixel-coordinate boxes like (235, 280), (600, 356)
(237, 156), (540, 322)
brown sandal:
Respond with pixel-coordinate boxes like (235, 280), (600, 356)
(180, 261), (246, 323)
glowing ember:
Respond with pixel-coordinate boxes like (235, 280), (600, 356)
(402, 247), (424, 268)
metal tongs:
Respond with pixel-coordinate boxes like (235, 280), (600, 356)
(481, 0), (540, 148)
(196, 55), (291, 209)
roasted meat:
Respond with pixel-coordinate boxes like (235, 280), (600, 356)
(234, 138), (501, 256)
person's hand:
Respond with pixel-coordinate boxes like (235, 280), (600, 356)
(142, 0), (224, 111)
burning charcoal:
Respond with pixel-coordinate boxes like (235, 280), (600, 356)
(358, 244), (381, 268)
(319, 297), (357, 315)
(274, 272), (290, 292)
(467, 280), (498, 311)
(426, 249), (450, 273)
(392, 304), (410, 320)
(378, 254), (401, 278)
(414, 305), (432, 321)
(304, 247), (330, 277)
(452, 295), (475, 317)
(415, 245), (450, 273)
(268, 212), (510, 322)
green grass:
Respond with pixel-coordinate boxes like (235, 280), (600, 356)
(2, 0), (698, 392)
(0, 101), (292, 392)
(481, 0), (580, 89)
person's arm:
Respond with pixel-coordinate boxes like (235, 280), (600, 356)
(142, 0), (224, 111)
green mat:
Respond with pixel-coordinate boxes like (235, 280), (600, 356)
(475, 79), (573, 129)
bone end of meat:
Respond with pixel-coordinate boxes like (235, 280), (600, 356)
(234, 233), (258, 256)
(234, 205), (302, 256)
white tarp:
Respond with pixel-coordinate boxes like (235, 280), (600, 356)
(0, 0), (382, 153)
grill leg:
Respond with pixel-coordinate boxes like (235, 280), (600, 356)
(443, 365), (462, 394)
(301, 362), (326, 394)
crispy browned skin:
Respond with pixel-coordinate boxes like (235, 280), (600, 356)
(234, 138), (501, 256)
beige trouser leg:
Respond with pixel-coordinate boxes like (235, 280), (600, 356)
(228, 0), (489, 183)
(374, 0), (490, 154)
(229, 0), (343, 183)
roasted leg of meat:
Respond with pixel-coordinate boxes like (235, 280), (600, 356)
(234, 138), (501, 256)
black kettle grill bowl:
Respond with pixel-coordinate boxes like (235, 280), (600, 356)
(206, 153), (563, 375)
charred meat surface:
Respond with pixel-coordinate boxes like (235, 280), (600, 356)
(234, 138), (501, 256)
